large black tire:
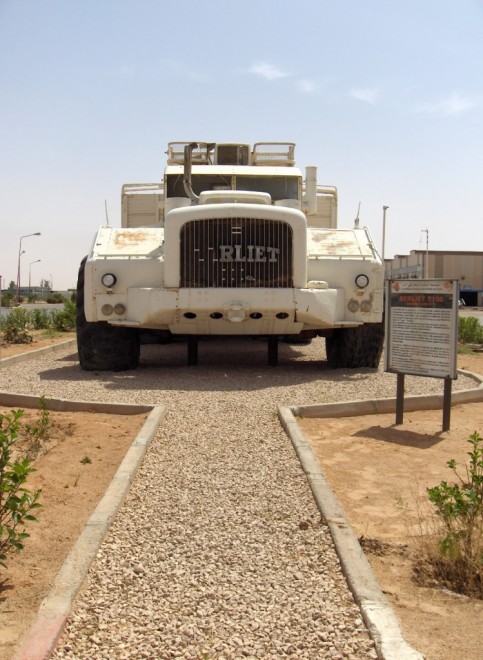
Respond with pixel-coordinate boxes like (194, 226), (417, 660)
(325, 323), (384, 369)
(76, 257), (140, 371)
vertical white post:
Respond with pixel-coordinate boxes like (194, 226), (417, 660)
(382, 205), (389, 263)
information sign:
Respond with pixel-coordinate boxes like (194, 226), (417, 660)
(385, 279), (458, 379)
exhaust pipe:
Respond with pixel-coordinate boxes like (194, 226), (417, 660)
(305, 166), (317, 215)
(183, 142), (200, 204)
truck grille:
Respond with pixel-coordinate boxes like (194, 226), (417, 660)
(180, 218), (293, 288)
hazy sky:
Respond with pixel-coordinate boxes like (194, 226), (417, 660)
(1, 0), (482, 290)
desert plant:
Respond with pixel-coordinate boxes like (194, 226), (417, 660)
(427, 431), (482, 597)
(49, 301), (76, 332)
(1, 308), (30, 330)
(1, 292), (15, 308)
(30, 308), (51, 330)
(0, 410), (42, 568)
(22, 396), (51, 460)
(458, 317), (483, 345)
(2, 324), (33, 345)
(46, 292), (66, 304)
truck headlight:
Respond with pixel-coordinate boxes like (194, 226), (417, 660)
(355, 274), (369, 289)
(101, 273), (117, 287)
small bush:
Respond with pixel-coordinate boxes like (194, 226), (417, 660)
(2, 308), (30, 330)
(22, 396), (51, 460)
(0, 410), (42, 568)
(30, 308), (51, 330)
(46, 293), (66, 304)
(2, 325), (33, 345)
(1, 292), (15, 308)
(0, 303), (75, 336)
(50, 301), (76, 332)
(427, 431), (482, 597)
(459, 317), (483, 345)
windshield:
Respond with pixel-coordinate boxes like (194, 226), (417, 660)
(235, 176), (299, 201)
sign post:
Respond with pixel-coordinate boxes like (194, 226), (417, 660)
(385, 279), (458, 431)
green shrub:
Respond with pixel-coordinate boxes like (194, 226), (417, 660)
(427, 431), (482, 597)
(0, 410), (42, 568)
(2, 325), (33, 344)
(2, 308), (30, 330)
(458, 317), (483, 344)
(30, 308), (51, 330)
(1, 292), (15, 308)
(0, 303), (75, 336)
(22, 396), (51, 460)
(46, 293), (66, 304)
(50, 301), (76, 332)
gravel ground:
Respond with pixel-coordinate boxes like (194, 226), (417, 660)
(1, 338), (475, 659)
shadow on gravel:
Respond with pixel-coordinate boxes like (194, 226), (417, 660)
(37, 338), (380, 393)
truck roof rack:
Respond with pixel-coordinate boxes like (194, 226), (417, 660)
(252, 143), (295, 166)
(167, 142), (213, 165)
(166, 142), (296, 167)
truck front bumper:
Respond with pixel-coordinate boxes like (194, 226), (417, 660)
(100, 287), (380, 335)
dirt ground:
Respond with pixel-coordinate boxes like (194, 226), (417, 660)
(0, 330), (76, 361)
(299, 350), (483, 660)
(0, 332), (482, 659)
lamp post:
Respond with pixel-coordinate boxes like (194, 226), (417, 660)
(382, 205), (389, 275)
(16, 232), (41, 303)
(29, 259), (41, 295)
(420, 228), (429, 278)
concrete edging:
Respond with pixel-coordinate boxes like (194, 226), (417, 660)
(0, 391), (154, 415)
(278, 404), (424, 659)
(13, 401), (167, 660)
(292, 368), (483, 418)
(0, 338), (77, 369)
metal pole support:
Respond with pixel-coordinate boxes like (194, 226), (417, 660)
(442, 377), (452, 432)
(268, 336), (278, 366)
(395, 373), (405, 425)
(187, 336), (198, 366)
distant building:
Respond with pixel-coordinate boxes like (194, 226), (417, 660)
(385, 250), (483, 306)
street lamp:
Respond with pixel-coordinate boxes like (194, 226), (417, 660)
(382, 205), (389, 266)
(16, 232), (41, 303)
(29, 260), (41, 295)
(420, 228), (429, 278)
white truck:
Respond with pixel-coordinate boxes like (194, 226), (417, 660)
(76, 142), (384, 370)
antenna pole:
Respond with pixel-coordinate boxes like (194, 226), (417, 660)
(354, 202), (361, 228)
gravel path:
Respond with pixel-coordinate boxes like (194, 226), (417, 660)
(1, 338), (474, 659)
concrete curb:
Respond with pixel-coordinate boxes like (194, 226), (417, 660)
(0, 391), (153, 415)
(278, 405), (424, 660)
(0, 338), (77, 369)
(12, 403), (167, 660)
(292, 368), (483, 418)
